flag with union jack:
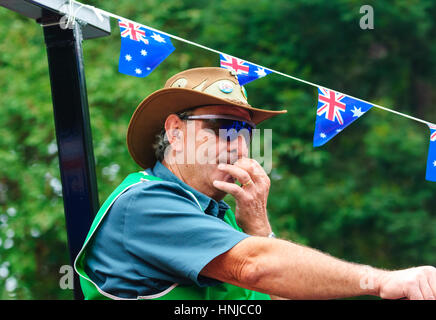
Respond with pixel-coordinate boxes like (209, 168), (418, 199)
(219, 54), (272, 86)
(118, 20), (175, 78)
(425, 124), (436, 182)
(313, 87), (373, 147)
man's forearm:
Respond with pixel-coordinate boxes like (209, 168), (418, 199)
(202, 235), (436, 300)
(241, 237), (383, 299)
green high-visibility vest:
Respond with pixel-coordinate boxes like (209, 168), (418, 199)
(74, 171), (270, 300)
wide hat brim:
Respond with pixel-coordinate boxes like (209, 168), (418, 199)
(127, 68), (287, 169)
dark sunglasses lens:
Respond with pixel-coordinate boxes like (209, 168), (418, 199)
(206, 119), (253, 141)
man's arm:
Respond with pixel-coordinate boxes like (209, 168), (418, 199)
(211, 159), (436, 299)
(200, 236), (436, 300)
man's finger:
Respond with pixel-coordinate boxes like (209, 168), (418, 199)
(407, 283), (424, 300)
(213, 180), (245, 198)
(217, 164), (252, 185)
(429, 271), (436, 298)
(233, 159), (267, 183)
(231, 160), (271, 192)
(419, 277), (436, 300)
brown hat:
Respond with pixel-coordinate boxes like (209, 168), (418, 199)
(127, 67), (287, 169)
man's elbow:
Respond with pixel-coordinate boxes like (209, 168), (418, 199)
(201, 237), (270, 289)
(229, 237), (273, 290)
(238, 258), (264, 289)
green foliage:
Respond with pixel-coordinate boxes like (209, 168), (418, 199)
(0, 0), (435, 299)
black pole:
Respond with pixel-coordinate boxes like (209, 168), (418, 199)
(42, 20), (99, 300)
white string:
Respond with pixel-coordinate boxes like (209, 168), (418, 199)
(82, 2), (435, 128)
(66, 0), (77, 28)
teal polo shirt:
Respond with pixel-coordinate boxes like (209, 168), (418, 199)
(84, 161), (250, 299)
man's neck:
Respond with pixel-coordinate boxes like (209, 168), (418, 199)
(161, 159), (187, 184)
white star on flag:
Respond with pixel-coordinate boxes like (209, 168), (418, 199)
(433, 160), (436, 167)
(151, 33), (166, 43)
(255, 67), (267, 77)
(320, 132), (327, 138)
(118, 20), (175, 78)
(351, 106), (365, 118)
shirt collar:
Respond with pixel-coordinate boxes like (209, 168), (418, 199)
(147, 161), (229, 219)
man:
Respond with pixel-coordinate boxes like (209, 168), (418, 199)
(75, 67), (436, 300)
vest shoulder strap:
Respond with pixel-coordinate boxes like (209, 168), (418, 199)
(74, 171), (162, 297)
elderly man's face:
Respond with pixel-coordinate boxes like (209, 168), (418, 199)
(192, 104), (251, 161)
(167, 105), (253, 199)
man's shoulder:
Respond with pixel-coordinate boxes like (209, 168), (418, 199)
(125, 177), (188, 195)
(113, 177), (200, 211)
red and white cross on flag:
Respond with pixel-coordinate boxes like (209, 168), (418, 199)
(220, 54), (250, 75)
(317, 88), (347, 125)
(429, 124), (436, 142)
(119, 20), (149, 45)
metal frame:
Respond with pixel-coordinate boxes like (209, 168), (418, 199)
(0, 0), (111, 299)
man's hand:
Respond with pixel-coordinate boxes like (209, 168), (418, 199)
(376, 266), (436, 300)
(212, 158), (272, 236)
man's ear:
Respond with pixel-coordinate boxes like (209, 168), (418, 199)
(164, 114), (185, 152)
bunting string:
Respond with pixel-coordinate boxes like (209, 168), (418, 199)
(62, 1), (436, 181)
(76, 2), (435, 128)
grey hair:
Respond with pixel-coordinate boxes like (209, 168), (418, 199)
(153, 110), (193, 162)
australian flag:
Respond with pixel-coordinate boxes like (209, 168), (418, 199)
(426, 124), (436, 182)
(219, 54), (272, 86)
(118, 20), (175, 78)
(313, 87), (373, 147)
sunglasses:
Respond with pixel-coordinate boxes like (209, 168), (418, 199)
(181, 114), (256, 142)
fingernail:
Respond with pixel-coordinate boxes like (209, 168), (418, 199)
(217, 164), (225, 169)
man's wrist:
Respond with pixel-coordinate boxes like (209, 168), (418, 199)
(238, 218), (272, 237)
(245, 227), (272, 237)
(358, 266), (386, 297)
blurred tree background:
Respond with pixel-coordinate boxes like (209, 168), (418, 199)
(0, 0), (435, 299)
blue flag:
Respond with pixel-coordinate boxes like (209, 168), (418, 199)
(313, 87), (373, 147)
(219, 54), (272, 85)
(118, 20), (175, 78)
(426, 124), (436, 182)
